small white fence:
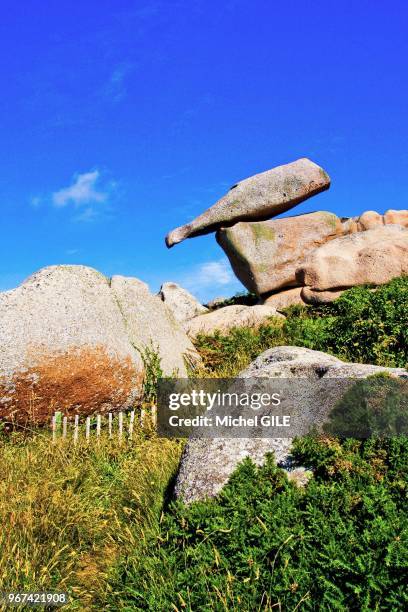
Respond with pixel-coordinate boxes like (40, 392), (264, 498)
(51, 408), (157, 444)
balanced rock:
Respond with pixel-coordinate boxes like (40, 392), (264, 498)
(158, 282), (208, 324)
(0, 266), (199, 424)
(174, 347), (407, 503)
(297, 225), (408, 291)
(166, 158), (330, 247)
(185, 304), (283, 339)
(217, 211), (343, 295)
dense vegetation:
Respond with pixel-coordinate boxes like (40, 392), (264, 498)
(0, 277), (407, 610)
(196, 277), (408, 376)
(108, 436), (408, 611)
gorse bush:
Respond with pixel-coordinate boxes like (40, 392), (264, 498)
(106, 436), (408, 611)
(195, 277), (408, 375)
(323, 374), (408, 438)
(315, 277), (408, 367)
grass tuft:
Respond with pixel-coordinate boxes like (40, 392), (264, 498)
(0, 427), (182, 608)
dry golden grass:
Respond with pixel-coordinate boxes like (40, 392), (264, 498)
(0, 425), (182, 609)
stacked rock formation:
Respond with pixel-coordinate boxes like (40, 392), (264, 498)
(166, 158), (408, 307)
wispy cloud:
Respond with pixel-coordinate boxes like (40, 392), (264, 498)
(71, 207), (101, 223)
(179, 258), (243, 302)
(104, 62), (133, 103)
(52, 170), (109, 207)
(29, 195), (42, 208)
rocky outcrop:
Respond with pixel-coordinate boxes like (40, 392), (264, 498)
(158, 282), (208, 323)
(185, 304), (283, 338)
(174, 347), (407, 503)
(261, 287), (304, 310)
(218, 209), (408, 299)
(344, 209), (408, 232)
(0, 266), (141, 424)
(300, 286), (346, 305)
(384, 209), (408, 227)
(0, 266), (199, 424)
(205, 296), (228, 309)
(217, 211), (343, 294)
(297, 225), (408, 291)
(166, 158), (330, 247)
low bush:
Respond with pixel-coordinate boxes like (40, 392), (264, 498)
(107, 436), (408, 611)
(314, 277), (408, 367)
(195, 277), (408, 375)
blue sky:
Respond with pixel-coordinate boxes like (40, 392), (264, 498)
(1, 0), (407, 301)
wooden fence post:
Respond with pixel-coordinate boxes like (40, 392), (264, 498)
(108, 413), (113, 438)
(128, 410), (135, 440)
(52, 413), (57, 443)
(85, 416), (91, 442)
(118, 412), (123, 443)
(62, 416), (68, 438)
(73, 415), (79, 445)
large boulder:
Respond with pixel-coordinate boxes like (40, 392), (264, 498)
(158, 282), (208, 324)
(261, 287), (305, 310)
(217, 211), (343, 295)
(111, 276), (200, 375)
(297, 225), (408, 291)
(174, 346), (407, 503)
(185, 304), (283, 339)
(166, 158), (330, 247)
(0, 266), (142, 424)
(0, 266), (200, 424)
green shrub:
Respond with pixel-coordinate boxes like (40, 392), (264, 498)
(317, 278), (408, 367)
(107, 436), (408, 611)
(323, 375), (408, 439)
(137, 342), (163, 405)
(195, 277), (408, 375)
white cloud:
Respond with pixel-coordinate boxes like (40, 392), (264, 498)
(52, 170), (108, 208)
(180, 258), (243, 302)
